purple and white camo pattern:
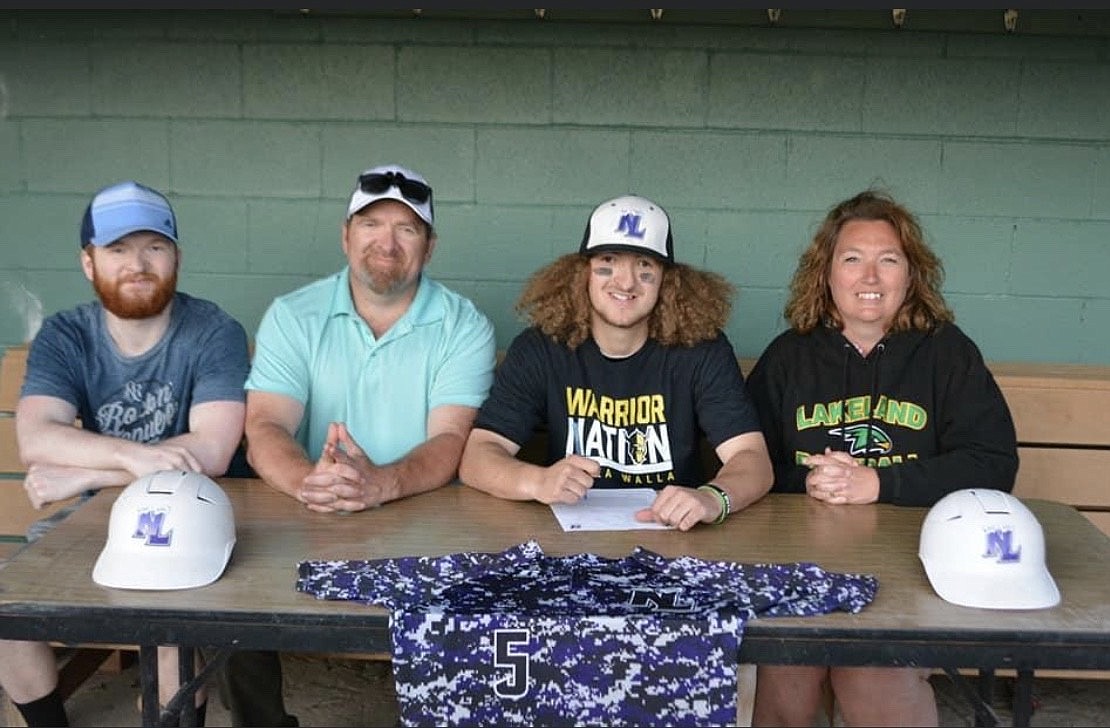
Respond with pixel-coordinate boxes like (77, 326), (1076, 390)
(296, 541), (877, 727)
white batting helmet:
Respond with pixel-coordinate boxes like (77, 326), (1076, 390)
(918, 488), (1059, 610)
(93, 470), (236, 591)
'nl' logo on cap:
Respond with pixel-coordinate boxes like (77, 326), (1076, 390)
(133, 509), (173, 547)
(616, 213), (647, 239)
(983, 527), (1021, 563)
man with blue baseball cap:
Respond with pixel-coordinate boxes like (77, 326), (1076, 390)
(80, 179), (180, 246)
(0, 180), (250, 726)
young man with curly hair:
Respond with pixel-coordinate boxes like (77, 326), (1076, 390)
(459, 194), (772, 530)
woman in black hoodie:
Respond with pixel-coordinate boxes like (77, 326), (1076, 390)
(746, 190), (1018, 727)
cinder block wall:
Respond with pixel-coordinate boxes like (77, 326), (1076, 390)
(1, 10), (1109, 363)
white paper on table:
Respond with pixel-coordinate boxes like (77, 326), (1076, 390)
(549, 488), (672, 532)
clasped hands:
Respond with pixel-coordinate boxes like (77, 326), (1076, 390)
(299, 422), (393, 513)
(803, 447), (879, 505)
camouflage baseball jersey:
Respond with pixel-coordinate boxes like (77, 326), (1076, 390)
(296, 541), (878, 727)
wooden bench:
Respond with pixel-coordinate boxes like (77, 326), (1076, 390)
(982, 362), (1110, 686)
(993, 362), (1110, 537)
(0, 346), (135, 728)
(0, 345), (75, 554)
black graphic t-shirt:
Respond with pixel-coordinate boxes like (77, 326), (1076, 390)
(474, 328), (761, 489)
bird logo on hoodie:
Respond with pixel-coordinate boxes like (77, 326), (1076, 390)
(828, 423), (893, 456)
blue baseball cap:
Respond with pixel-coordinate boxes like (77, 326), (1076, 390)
(80, 180), (178, 248)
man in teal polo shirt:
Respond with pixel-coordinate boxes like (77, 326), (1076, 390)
(226, 163), (495, 726)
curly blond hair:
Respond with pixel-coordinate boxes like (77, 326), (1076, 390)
(784, 189), (954, 334)
(516, 253), (734, 349)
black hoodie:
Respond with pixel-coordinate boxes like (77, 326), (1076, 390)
(746, 322), (1018, 507)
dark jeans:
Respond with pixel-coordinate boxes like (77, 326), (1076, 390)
(215, 650), (298, 727)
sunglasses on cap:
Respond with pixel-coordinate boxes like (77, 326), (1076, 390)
(358, 171), (433, 204)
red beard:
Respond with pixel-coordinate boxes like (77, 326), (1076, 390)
(93, 269), (177, 319)
(356, 250), (409, 296)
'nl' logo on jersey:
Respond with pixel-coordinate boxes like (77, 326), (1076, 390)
(133, 509), (173, 547)
(615, 213), (647, 239)
(627, 588), (697, 613)
(983, 527), (1021, 563)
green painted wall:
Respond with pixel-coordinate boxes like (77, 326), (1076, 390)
(1, 10), (1109, 363)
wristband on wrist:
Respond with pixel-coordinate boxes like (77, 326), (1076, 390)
(698, 483), (731, 525)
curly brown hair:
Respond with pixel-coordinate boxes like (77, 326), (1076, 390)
(516, 253), (734, 349)
(784, 189), (954, 334)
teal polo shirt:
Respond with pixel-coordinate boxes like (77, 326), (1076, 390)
(246, 268), (495, 464)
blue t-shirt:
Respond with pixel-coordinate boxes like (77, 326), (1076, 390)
(297, 541), (878, 727)
(245, 270), (495, 463)
(22, 292), (250, 441)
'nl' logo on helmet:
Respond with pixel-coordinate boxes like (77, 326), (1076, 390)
(983, 527), (1021, 563)
(132, 508), (173, 547)
(615, 213), (647, 239)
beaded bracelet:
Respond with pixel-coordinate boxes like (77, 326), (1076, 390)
(698, 483), (731, 525)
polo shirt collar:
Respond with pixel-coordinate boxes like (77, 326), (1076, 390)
(330, 267), (443, 333)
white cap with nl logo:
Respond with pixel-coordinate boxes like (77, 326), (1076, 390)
(93, 470), (236, 591)
(918, 488), (1060, 610)
(579, 194), (674, 264)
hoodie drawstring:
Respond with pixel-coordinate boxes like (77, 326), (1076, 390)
(836, 342), (853, 452)
(834, 339), (885, 458)
(864, 342), (885, 455)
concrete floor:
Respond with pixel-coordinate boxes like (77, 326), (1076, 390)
(3, 654), (1109, 727)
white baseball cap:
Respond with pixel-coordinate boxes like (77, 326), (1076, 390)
(346, 163), (434, 226)
(579, 194), (674, 264)
(918, 489), (1060, 610)
(93, 470), (236, 591)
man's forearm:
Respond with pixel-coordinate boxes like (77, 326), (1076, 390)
(385, 432), (467, 502)
(711, 449), (774, 512)
(458, 439), (545, 501)
(159, 432), (235, 476)
(245, 425), (314, 499)
(19, 421), (131, 471)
